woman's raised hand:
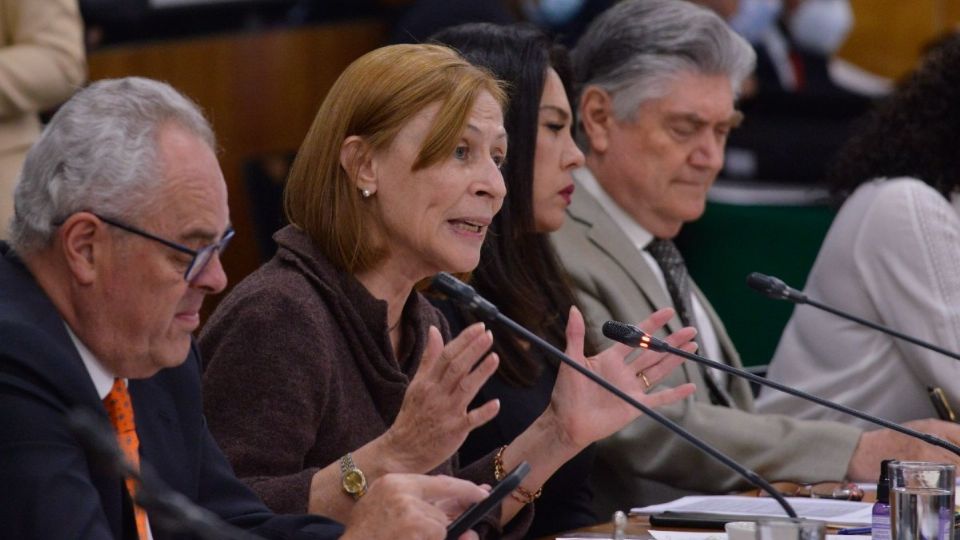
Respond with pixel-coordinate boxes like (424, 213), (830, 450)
(381, 323), (501, 473)
(546, 306), (697, 451)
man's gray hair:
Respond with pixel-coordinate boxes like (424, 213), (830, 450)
(572, 0), (756, 124)
(8, 77), (215, 252)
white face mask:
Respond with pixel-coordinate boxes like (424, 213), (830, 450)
(788, 0), (854, 56)
(729, 0), (783, 44)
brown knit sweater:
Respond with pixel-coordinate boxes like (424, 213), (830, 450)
(200, 225), (530, 537)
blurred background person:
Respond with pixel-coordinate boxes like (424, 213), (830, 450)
(429, 23), (696, 537)
(199, 42), (695, 536)
(387, 0), (616, 47)
(759, 33), (960, 428)
(691, 0), (877, 185)
(0, 0), (86, 240)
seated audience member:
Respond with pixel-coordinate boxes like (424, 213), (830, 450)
(429, 23), (695, 537)
(200, 43), (696, 537)
(759, 34), (960, 427)
(551, 0), (960, 514)
(0, 0), (86, 240)
(0, 76), (494, 540)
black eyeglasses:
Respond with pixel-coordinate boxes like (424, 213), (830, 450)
(94, 213), (235, 283)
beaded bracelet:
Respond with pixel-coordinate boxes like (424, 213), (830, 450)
(493, 445), (542, 505)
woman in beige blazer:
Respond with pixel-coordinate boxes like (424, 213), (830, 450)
(0, 0), (86, 238)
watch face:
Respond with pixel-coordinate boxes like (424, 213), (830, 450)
(343, 469), (366, 494)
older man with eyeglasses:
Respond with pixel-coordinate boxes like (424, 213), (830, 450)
(0, 76), (489, 540)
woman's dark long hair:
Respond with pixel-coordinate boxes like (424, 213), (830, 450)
(432, 23), (593, 386)
(828, 33), (960, 201)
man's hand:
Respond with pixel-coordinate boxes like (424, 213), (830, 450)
(847, 419), (960, 480)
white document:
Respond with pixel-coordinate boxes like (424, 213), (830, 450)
(557, 532), (870, 540)
(632, 495), (873, 527)
(645, 533), (869, 540)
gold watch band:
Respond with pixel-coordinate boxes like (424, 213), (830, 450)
(339, 452), (367, 500)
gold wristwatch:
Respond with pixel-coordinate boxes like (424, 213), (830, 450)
(339, 453), (367, 500)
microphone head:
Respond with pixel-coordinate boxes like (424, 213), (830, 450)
(602, 321), (671, 352)
(745, 272), (807, 303)
(430, 272), (472, 301)
(602, 320), (643, 346)
(746, 272), (782, 297)
(429, 272), (499, 321)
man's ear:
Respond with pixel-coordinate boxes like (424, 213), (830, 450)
(579, 86), (615, 155)
(59, 212), (106, 285)
(339, 135), (377, 197)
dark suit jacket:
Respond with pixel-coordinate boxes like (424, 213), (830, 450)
(0, 242), (344, 539)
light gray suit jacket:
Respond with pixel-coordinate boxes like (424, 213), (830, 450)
(551, 170), (863, 514)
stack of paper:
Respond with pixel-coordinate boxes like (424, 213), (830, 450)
(633, 495), (873, 527)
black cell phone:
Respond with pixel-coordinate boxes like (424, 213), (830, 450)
(445, 461), (531, 540)
(648, 511), (749, 529)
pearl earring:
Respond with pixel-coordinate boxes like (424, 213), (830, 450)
(360, 188), (372, 198)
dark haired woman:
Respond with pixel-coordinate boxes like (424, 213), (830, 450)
(759, 34), (960, 427)
(430, 23), (663, 537)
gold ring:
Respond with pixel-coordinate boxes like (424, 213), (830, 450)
(639, 371), (651, 388)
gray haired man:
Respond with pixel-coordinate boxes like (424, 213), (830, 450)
(553, 0), (960, 514)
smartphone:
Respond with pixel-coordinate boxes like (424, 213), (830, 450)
(445, 461), (531, 540)
(648, 511), (747, 529)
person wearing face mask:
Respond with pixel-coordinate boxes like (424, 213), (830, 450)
(695, 0), (875, 184)
(758, 0), (855, 94)
(387, 0), (616, 48)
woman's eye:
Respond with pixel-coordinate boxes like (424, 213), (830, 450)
(454, 145), (469, 160)
(493, 155), (506, 169)
(546, 123), (565, 133)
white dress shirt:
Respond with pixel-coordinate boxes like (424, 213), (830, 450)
(759, 178), (960, 427)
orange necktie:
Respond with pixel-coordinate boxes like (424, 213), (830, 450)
(103, 379), (150, 540)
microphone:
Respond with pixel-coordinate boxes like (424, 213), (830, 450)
(431, 272), (798, 518)
(602, 320), (960, 458)
(68, 408), (261, 540)
(745, 272), (807, 304)
(746, 272), (960, 362)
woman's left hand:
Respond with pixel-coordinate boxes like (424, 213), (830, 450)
(546, 306), (697, 451)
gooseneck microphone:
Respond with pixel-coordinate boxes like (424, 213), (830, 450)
(432, 272), (798, 517)
(602, 320), (960, 458)
(68, 408), (260, 540)
(746, 272), (960, 362)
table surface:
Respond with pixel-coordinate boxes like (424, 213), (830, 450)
(541, 514), (655, 539)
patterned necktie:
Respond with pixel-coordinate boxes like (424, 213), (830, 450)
(103, 379), (149, 540)
(646, 238), (696, 328)
(646, 238), (730, 406)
